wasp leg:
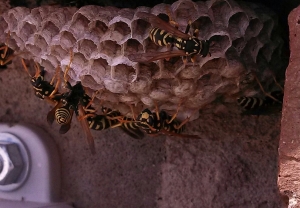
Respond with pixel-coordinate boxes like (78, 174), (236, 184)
(181, 56), (188, 65)
(33, 62), (41, 77)
(165, 5), (178, 29)
(78, 113), (96, 121)
(254, 73), (282, 104)
(63, 50), (74, 84)
(116, 116), (132, 124)
(0, 52), (15, 66)
(0, 45), (8, 59)
(105, 115), (125, 121)
(191, 55), (197, 63)
(50, 65), (60, 85)
(21, 58), (33, 77)
(173, 116), (190, 130)
(48, 66), (61, 99)
(84, 90), (101, 110)
(165, 99), (185, 124)
(271, 73), (284, 92)
(109, 122), (124, 128)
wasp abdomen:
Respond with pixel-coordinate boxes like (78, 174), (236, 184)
(55, 106), (72, 124)
(150, 28), (174, 46)
(237, 97), (265, 110)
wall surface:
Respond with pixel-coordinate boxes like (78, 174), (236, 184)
(0, 61), (282, 207)
(279, 5), (300, 207)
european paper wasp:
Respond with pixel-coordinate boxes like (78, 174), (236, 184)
(128, 12), (210, 63)
(132, 103), (200, 138)
(46, 52), (96, 154)
(22, 59), (61, 104)
(82, 105), (144, 140)
(237, 72), (284, 115)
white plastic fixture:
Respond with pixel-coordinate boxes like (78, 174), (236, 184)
(0, 123), (62, 203)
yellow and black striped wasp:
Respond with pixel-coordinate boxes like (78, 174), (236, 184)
(128, 12), (210, 63)
(81, 104), (144, 140)
(47, 80), (96, 154)
(237, 72), (284, 115)
(46, 52), (96, 154)
(131, 103), (200, 139)
(22, 59), (61, 104)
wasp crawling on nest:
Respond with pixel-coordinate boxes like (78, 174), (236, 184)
(128, 11), (210, 64)
(80, 103), (144, 140)
(237, 72), (284, 115)
(22, 59), (61, 104)
(44, 52), (96, 154)
(122, 102), (201, 139)
(44, 52), (144, 153)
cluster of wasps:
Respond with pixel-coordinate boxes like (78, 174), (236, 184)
(0, 10), (284, 153)
(19, 52), (201, 154)
(0, 11), (208, 154)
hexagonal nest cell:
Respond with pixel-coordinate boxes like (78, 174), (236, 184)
(0, 0), (285, 121)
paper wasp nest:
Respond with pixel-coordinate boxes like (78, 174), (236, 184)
(0, 0), (284, 120)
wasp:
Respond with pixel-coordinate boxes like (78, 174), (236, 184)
(82, 105), (144, 140)
(133, 104), (200, 139)
(47, 52), (96, 154)
(128, 12), (210, 63)
(47, 80), (96, 153)
(0, 43), (15, 69)
(22, 59), (61, 104)
(136, 109), (184, 134)
(237, 72), (284, 115)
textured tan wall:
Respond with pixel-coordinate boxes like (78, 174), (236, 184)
(278, 5), (300, 207)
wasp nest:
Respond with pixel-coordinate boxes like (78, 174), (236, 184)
(0, 0), (284, 120)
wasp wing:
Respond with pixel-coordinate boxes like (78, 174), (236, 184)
(136, 12), (191, 39)
(128, 50), (186, 62)
(77, 104), (96, 154)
